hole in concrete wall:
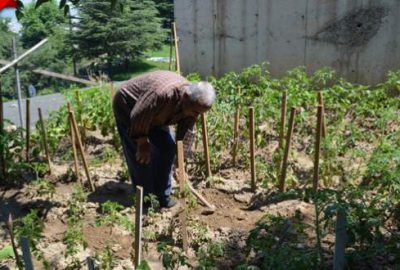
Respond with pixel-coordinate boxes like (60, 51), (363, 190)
(310, 7), (388, 47)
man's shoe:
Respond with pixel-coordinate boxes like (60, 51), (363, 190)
(160, 198), (177, 208)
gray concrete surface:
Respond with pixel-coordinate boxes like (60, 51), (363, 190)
(3, 93), (66, 129)
(175, 0), (400, 84)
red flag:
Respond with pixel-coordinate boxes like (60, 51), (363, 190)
(0, 0), (17, 11)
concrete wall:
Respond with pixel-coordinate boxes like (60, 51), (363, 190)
(175, 0), (400, 84)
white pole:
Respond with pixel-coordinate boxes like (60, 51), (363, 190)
(0, 38), (48, 74)
(13, 37), (24, 129)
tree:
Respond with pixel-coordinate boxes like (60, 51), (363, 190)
(0, 18), (18, 100)
(0, 18), (15, 59)
(20, 1), (66, 48)
(153, 0), (173, 28)
(73, 0), (167, 73)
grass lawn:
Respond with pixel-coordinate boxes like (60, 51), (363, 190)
(110, 44), (176, 81)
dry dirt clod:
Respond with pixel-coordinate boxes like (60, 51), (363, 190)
(201, 207), (215, 215)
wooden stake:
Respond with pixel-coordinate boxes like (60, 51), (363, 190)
(7, 214), (23, 270)
(186, 181), (215, 211)
(26, 99), (31, 162)
(68, 103), (81, 184)
(69, 111), (95, 192)
(317, 92), (326, 138)
(0, 78), (6, 179)
(134, 186), (143, 268)
(201, 113), (211, 184)
(313, 105), (323, 191)
(279, 107), (297, 192)
(177, 141), (188, 252)
(169, 24), (174, 71)
(38, 108), (52, 174)
(232, 85), (241, 166)
(279, 91), (288, 149)
(172, 22), (181, 74)
(19, 237), (34, 270)
(249, 107), (256, 192)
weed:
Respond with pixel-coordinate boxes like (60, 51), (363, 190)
(157, 241), (189, 270)
(196, 242), (224, 270)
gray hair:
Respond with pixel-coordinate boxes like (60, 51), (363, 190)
(186, 81), (216, 107)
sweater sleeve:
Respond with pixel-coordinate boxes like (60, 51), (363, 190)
(176, 116), (197, 157)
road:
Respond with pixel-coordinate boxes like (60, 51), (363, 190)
(3, 81), (124, 129)
(3, 93), (66, 129)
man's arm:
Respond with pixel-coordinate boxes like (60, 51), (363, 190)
(176, 117), (197, 158)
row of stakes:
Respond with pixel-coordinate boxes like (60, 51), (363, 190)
(2, 21), (331, 268)
(3, 87), (335, 269)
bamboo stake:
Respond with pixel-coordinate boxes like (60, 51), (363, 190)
(177, 141), (188, 252)
(279, 107), (297, 192)
(317, 92), (326, 138)
(67, 103), (81, 184)
(69, 111), (95, 192)
(7, 214), (23, 270)
(232, 85), (241, 166)
(313, 105), (323, 191)
(20, 237), (34, 270)
(201, 113), (211, 184)
(172, 22), (181, 74)
(249, 107), (256, 192)
(279, 90), (288, 149)
(26, 99), (30, 162)
(0, 78), (6, 179)
(186, 181), (215, 211)
(169, 23), (174, 71)
(38, 108), (52, 174)
(134, 186), (143, 268)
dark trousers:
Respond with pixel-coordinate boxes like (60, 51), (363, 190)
(116, 120), (175, 204)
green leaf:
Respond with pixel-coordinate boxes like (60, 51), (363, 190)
(35, 0), (51, 9)
(0, 245), (14, 261)
(136, 259), (152, 270)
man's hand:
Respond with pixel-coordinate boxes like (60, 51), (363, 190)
(136, 137), (151, 164)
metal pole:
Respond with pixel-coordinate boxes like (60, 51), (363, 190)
(26, 99), (30, 162)
(0, 77), (6, 179)
(12, 37), (24, 130)
(0, 38), (48, 74)
(20, 237), (34, 270)
(334, 206), (347, 270)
